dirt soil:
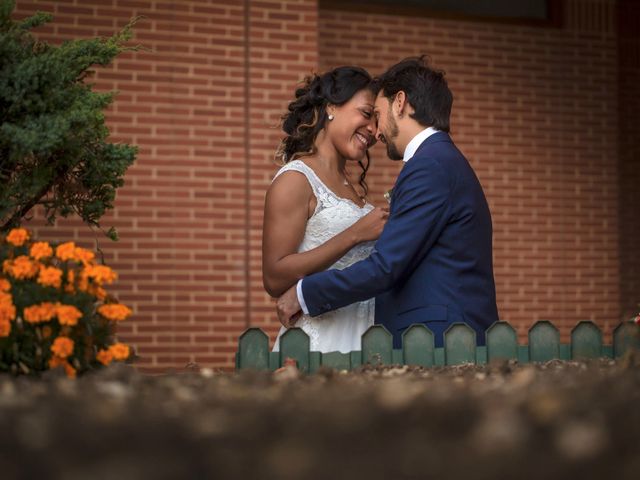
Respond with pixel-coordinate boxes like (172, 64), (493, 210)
(1, 358), (639, 480)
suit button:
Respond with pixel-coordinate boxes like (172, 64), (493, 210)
(323, 303), (331, 310)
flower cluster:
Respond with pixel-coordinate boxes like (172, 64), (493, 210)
(0, 228), (134, 377)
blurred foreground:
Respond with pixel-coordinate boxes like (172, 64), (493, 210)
(1, 359), (639, 479)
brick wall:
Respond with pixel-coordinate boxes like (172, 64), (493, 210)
(319, 0), (622, 342)
(13, 0), (318, 372)
(10, 0), (633, 371)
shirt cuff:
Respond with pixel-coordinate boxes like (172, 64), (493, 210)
(296, 279), (309, 315)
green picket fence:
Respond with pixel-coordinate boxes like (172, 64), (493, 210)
(235, 320), (640, 372)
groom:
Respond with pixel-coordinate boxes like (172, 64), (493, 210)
(277, 56), (499, 348)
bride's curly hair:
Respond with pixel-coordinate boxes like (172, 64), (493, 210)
(275, 66), (374, 197)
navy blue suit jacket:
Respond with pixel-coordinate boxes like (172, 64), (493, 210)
(301, 132), (498, 348)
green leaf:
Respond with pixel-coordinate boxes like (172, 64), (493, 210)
(0, 2), (140, 236)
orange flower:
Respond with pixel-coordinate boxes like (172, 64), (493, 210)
(0, 291), (16, 331)
(23, 302), (57, 324)
(64, 269), (76, 293)
(49, 355), (65, 368)
(84, 265), (117, 285)
(6, 228), (29, 246)
(48, 356), (75, 377)
(98, 303), (132, 322)
(29, 241), (53, 260)
(38, 266), (63, 288)
(109, 343), (130, 361)
(0, 287), (15, 334)
(56, 304), (83, 326)
(64, 362), (77, 379)
(51, 336), (74, 358)
(77, 270), (89, 292)
(42, 325), (53, 339)
(0, 301), (16, 325)
(0, 319), (10, 337)
(3, 256), (38, 280)
(74, 247), (95, 265)
(91, 286), (107, 301)
(96, 349), (113, 366)
(0, 277), (10, 292)
(55, 242), (77, 261)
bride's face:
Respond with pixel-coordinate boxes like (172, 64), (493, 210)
(325, 89), (377, 161)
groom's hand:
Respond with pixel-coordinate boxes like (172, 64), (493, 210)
(277, 285), (302, 328)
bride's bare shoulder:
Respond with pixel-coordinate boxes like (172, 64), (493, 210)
(266, 162), (314, 205)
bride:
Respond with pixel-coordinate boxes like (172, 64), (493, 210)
(262, 66), (388, 354)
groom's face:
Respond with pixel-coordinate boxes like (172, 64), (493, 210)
(374, 92), (403, 161)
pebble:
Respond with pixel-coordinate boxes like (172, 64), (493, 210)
(470, 409), (529, 454)
(555, 419), (608, 460)
(527, 391), (566, 424)
(0, 380), (17, 406)
(375, 378), (423, 410)
(511, 366), (536, 388)
(95, 381), (132, 400)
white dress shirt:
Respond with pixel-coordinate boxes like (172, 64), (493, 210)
(296, 127), (440, 315)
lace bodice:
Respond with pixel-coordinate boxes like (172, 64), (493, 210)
(271, 160), (376, 353)
(273, 160), (375, 268)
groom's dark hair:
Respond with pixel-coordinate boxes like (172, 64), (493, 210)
(373, 55), (452, 133)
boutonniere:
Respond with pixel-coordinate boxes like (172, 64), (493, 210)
(384, 187), (393, 204)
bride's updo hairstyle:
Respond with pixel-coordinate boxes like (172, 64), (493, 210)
(276, 66), (373, 196)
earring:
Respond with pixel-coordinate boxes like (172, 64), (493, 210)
(328, 114), (334, 121)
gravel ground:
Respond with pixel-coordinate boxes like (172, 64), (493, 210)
(1, 357), (639, 480)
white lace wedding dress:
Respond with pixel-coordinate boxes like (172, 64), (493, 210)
(271, 160), (375, 354)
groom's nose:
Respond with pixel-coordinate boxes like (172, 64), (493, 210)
(367, 124), (378, 147)
(375, 128), (384, 143)
(365, 118), (376, 137)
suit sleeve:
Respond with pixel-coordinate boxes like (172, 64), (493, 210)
(301, 158), (451, 317)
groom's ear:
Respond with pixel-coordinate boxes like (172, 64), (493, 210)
(393, 91), (408, 118)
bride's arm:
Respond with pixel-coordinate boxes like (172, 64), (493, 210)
(262, 172), (386, 298)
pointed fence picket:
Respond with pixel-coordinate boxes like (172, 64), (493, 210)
(444, 323), (477, 365)
(529, 321), (561, 362)
(486, 321), (518, 362)
(402, 324), (434, 367)
(571, 321), (603, 359)
(235, 320), (640, 372)
(362, 326), (393, 365)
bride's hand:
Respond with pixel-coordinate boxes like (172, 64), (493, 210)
(350, 207), (389, 243)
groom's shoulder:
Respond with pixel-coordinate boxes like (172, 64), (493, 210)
(400, 150), (449, 187)
(408, 134), (455, 167)
(404, 134), (472, 185)
(415, 132), (455, 155)
(415, 133), (469, 166)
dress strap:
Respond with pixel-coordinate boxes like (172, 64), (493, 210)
(272, 160), (327, 205)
